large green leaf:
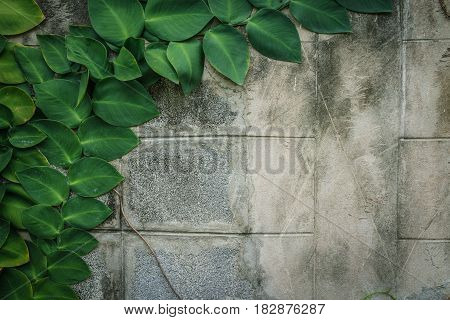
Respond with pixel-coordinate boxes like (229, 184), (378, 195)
(33, 278), (79, 300)
(57, 228), (98, 256)
(246, 9), (301, 63)
(17, 167), (69, 206)
(8, 124), (46, 148)
(0, 43), (25, 84)
(144, 43), (179, 84)
(14, 46), (54, 84)
(92, 78), (159, 127)
(68, 157), (123, 197)
(37, 35), (72, 74)
(0, 193), (34, 229)
(248, 0), (289, 9)
(0, 0), (44, 35)
(336, 0), (392, 13)
(0, 103), (13, 128)
(88, 0), (145, 46)
(203, 24), (250, 85)
(17, 241), (47, 282)
(0, 86), (35, 125)
(0, 268), (32, 300)
(208, 0), (252, 24)
(0, 218), (9, 248)
(144, 0), (213, 41)
(167, 40), (204, 95)
(22, 205), (64, 239)
(113, 47), (142, 81)
(34, 79), (91, 128)
(290, 0), (351, 34)
(0, 146), (13, 172)
(2, 148), (49, 183)
(47, 250), (91, 285)
(0, 230), (29, 267)
(61, 196), (112, 229)
(78, 116), (139, 161)
(31, 120), (82, 168)
(66, 36), (111, 80)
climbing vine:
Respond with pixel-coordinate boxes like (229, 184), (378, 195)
(0, 0), (393, 299)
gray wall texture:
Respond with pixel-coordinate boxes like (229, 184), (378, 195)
(15, 0), (450, 299)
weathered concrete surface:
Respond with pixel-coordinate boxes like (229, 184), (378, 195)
(404, 41), (450, 138)
(398, 140), (449, 239)
(123, 233), (314, 299)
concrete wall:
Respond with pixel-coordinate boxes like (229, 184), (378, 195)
(16, 0), (449, 299)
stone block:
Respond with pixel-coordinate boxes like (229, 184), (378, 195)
(123, 232), (314, 299)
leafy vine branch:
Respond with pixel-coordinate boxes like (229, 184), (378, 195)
(0, 0), (393, 300)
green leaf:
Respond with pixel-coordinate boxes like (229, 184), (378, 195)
(68, 157), (123, 197)
(8, 124), (46, 148)
(0, 146), (13, 172)
(144, 43), (179, 84)
(57, 228), (98, 256)
(0, 193), (34, 229)
(203, 24), (250, 85)
(17, 241), (47, 282)
(88, 0), (145, 46)
(92, 78), (159, 127)
(14, 46), (54, 84)
(37, 35), (72, 74)
(0, 268), (32, 300)
(248, 0), (289, 9)
(335, 0), (392, 13)
(0, 103), (13, 128)
(0, 43), (25, 84)
(139, 60), (161, 87)
(47, 250), (91, 285)
(0, 35), (6, 54)
(124, 37), (146, 61)
(34, 79), (91, 128)
(246, 9), (301, 63)
(62, 196), (112, 229)
(208, 0), (252, 24)
(33, 278), (79, 300)
(0, 86), (35, 125)
(0, 0), (44, 35)
(78, 116), (139, 161)
(17, 166), (69, 206)
(0, 218), (9, 248)
(2, 148), (49, 183)
(167, 40), (204, 95)
(5, 183), (34, 203)
(66, 36), (111, 80)
(290, 0), (351, 34)
(142, 29), (160, 42)
(113, 47), (142, 81)
(0, 230), (29, 267)
(22, 205), (64, 239)
(31, 120), (82, 168)
(77, 71), (90, 106)
(69, 25), (103, 42)
(144, 0), (213, 41)
(32, 238), (57, 256)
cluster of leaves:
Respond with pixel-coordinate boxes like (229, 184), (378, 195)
(0, 0), (392, 300)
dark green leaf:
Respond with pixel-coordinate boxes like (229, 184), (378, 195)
(0, 193), (34, 229)
(0, 43), (25, 84)
(88, 0), (145, 46)
(248, 0), (289, 9)
(0, 146), (13, 172)
(0, 268), (32, 300)
(62, 196), (112, 229)
(246, 9), (301, 63)
(290, 0), (351, 34)
(69, 25), (103, 42)
(22, 205), (64, 239)
(139, 60), (161, 87)
(33, 278), (79, 300)
(31, 120), (82, 168)
(2, 148), (49, 183)
(8, 124), (46, 148)
(208, 0), (252, 24)
(144, 43), (179, 84)
(78, 116), (139, 161)
(335, 0), (392, 13)
(203, 24), (250, 85)
(0, 103), (13, 128)
(144, 0), (213, 41)
(0, 86), (35, 125)
(124, 37), (146, 61)
(17, 166), (69, 206)
(167, 40), (204, 95)
(92, 78), (159, 127)
(14, 46), (54, 84)
(17, 241), (47, 282)
(32, 238), (57, 256)
(47, 250), (91, 285)
(0, 230), (29, 267)
(0, 35), (6, 54)
(37, 35), (72, 74)
(57, 228), (98, 256)
(77, 71), (90, 106)
(113, 47), (142, 81)
(0, 0), (44, 35)
(68, 157), (123, 197)
(0, 218), (9, 248)
(5, 183), (35, 203)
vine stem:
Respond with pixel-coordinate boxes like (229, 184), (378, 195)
(113, 189), (182, 300)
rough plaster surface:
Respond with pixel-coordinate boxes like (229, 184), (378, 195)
(11, 0), (450, 299)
